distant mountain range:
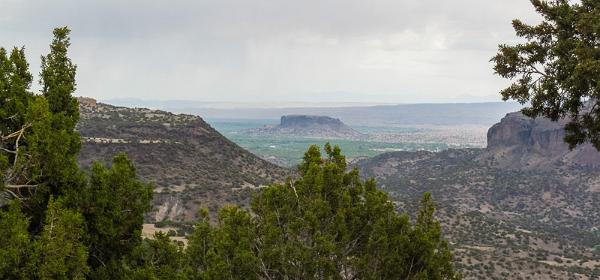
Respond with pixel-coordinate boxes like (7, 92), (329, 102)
(105, 99), (523, 126)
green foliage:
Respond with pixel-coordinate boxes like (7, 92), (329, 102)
(1, 27), (460, 280)
(84, 154), (153, 269)
(0, 46), (33, 135)
(37, 26), (83, 196)
(126, 233), (186, 280)
(40, 26), (79, 125)
(492, 0), (600, 149)
(24, 95), (85, 220)
(0, 26), (84, 231)
(0, 154), (8, 189)
(0, 28), (153, 279)
(186, 207), (259, 280)
(184, 144), (460, 279)
(38, 197), (89, 280)
(0, 46), (35, 197)
(408, 193), (457, 279)
(0, 202), (36, 279)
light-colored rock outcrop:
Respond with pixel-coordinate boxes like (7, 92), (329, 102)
(481, 112), (600, 169)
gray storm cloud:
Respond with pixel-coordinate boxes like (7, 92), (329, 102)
(0, 0), (540, 104)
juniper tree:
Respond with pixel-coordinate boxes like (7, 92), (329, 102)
(185, 144), (460, 280)
(37, 197), (89, 280)
(492, 0), (600, 149)
(37, 26), (84, 201)
(40, 27), (79, 124)
(0, 47), (33, 135)
(0, 202), (36, 279)
(83, 154), (153, 276)
(1, 28), (154, 279)
(127, 232), (187, 280)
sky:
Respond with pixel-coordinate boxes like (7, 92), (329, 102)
(0, 0), (541, 105)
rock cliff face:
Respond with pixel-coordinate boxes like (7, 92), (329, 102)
(353, 110), (600, 279)
(480, 111), (600, 169)
(249, 115), (365, 139)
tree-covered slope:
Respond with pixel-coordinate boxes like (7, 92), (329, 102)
(76, 98), (293, 222)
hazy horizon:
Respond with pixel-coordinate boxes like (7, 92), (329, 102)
(2, 0), (540, 104)
(101, 97), (523, 110)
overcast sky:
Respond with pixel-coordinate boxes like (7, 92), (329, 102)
(1, 0), (541, 104)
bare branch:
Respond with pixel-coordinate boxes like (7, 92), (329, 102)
(4, 189), (23, 200)
(5, 113), (19, 120)
(1, 123), (31, 141)
(0, 147), (17, 154)
(5, 184), (40, 189)
(12, 123), (29, 170)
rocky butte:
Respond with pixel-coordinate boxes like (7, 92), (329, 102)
(354, 108), (600, 278)
(248, 115), (366, 139)
(479, 111), (600, 170)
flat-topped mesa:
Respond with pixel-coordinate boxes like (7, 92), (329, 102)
(280, 115), (345, 128)
(480, 111), (600, 170)
(249, 115), (365, 139)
